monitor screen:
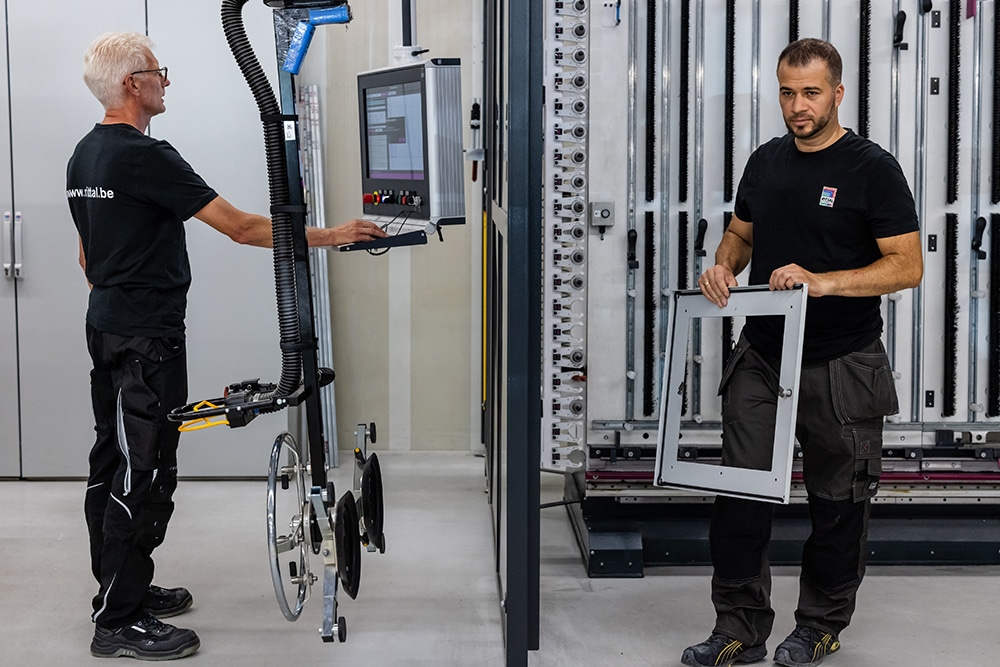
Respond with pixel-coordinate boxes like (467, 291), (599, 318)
(364, 81), (425, 181)
(357, 59), (464, 228)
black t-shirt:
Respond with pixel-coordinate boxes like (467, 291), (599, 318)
(66, 124), (218, 338)
(733, 130), (919, 363)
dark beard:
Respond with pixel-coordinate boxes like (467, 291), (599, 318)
(784, 106), (835, 140)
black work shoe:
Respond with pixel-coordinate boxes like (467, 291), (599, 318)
(142, 585), (193, 619)
(91, 614), (200, 660)
(681, 633), (767, 666)
(773, 625), (841, 667)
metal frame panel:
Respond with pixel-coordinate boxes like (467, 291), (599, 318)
(653, 286), (807, 503)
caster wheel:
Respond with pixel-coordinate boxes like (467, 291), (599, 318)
(266, 432), (310, 621)
(338, 616), (347, 643)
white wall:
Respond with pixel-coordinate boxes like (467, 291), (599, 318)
(306, 1), (485, 453)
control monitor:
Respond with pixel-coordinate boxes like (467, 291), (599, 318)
(355, 58), (465, 244)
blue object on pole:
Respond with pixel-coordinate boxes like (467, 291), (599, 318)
(283, 5), (352, 74)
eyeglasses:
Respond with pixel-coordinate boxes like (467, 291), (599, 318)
(130, 67), (168, 81)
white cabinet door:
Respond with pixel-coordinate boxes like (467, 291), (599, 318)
(148, 0), (284, 476)
(6, 1), (285, 477)
(9, 1), (146, 477)
(0, 5), (16, 478)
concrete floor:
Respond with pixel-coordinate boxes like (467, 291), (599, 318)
(0, 451), (997, 666)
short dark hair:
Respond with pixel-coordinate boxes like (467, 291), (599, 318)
(777, 38), (842, 86)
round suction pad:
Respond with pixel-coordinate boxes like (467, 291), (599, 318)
(335, 491), (362, 599)
(361, 452), (386, 553)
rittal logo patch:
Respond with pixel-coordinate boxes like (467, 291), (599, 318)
(819, 186), (837, 208)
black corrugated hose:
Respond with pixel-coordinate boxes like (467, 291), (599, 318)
(221, 0), (301, 399)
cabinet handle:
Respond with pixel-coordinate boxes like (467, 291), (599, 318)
(12, 212), (21, 280)
(2, 211), (11, 280)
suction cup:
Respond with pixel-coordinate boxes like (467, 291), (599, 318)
(335, 491), (362, 599)
(361, 452), (386, 553)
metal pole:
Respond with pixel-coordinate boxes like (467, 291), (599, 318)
(887, 0), (903, 373)
(277, 65), (327, 489)
(968, 1), (985, 418)
(911, 5), (931, 422)
(625, 0), (638, 420)
(691, 0), (706, 421)
(751, 0), (761, 150)
(658, 0), (673, 401)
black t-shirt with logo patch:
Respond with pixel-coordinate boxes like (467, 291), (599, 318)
(67, 123), (217, 338)
(733, 130), (919, 363)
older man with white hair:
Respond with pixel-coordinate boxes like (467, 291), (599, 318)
(67, 32), (384, 661)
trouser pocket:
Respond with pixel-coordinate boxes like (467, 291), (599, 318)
(116, 336), (187, 473)
(827, 342), (896, 501)
(119, 359), (164, 472)
(829, 343), (899, 423)
(850, 427), (883, 501)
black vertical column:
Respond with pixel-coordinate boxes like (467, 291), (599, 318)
(275, 38), (326, 490)
(400, 0), (412, 46)
(505, 0), (542, 663)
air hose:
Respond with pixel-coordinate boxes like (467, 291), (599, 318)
(222, 0), (301, 400)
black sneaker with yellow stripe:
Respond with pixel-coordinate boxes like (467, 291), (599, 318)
(773, 625), (841, 667)
(681, 633), (767, 666)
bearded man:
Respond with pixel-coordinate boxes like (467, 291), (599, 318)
(683, 38), (923, 667)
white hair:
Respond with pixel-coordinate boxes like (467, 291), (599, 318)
(83, 32), (155, 110)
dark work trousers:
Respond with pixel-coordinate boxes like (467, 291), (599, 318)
(710, 333), (897, 646)
(84, 325), (187, 629)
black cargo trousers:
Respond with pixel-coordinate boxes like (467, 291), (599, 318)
(84, 324), (187, 629)
(709, 332), (898, 646)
